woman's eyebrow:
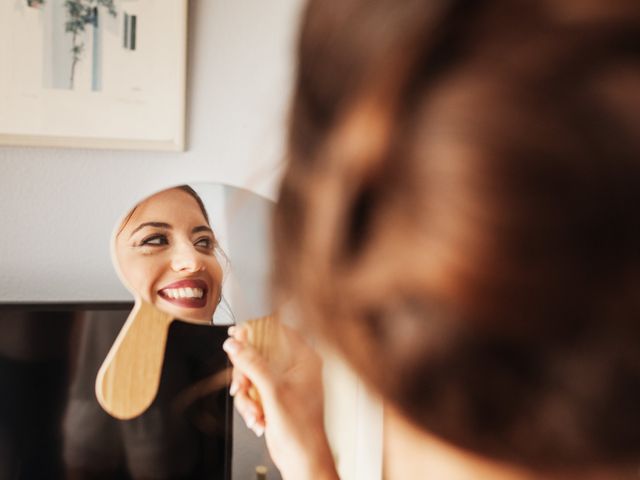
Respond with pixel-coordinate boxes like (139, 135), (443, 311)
(192, 225), (214, 235)
(129, 222), (172, 238)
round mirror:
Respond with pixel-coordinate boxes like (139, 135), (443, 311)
(96, 182), (273, 418)
(93, 182), (278, 479)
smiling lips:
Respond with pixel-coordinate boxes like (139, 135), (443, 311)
(158, 279), (209, 308)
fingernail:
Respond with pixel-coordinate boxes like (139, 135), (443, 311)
(227, 326), (236, 337)
(246, 415), (256, 429)
(223, 338), (241, 355)
(253, 424), (264, 437)
(229, 380), (239, 396)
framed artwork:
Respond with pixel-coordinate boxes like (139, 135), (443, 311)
(0, 0), (187, 151)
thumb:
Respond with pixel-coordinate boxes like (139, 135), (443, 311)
(223, 338), (275, 397)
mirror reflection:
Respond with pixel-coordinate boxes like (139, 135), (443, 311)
(106, 182), (277, 479)
(114, 186), (225, 325)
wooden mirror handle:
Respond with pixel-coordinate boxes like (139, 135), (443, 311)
(95, 300), (174, 420)
(243, 315), (278, 406)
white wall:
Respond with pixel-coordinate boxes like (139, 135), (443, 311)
(0, 0), (304, 303)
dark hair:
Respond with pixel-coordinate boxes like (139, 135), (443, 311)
(176, 185), (210, 225)
(275, 0), (640, 471)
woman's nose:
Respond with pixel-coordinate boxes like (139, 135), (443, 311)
(170, 244), (204, 273)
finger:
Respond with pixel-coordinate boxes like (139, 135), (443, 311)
(235, 324), (249, 342)
(228, 327), (242, 395)
(235, 390), (265, 437)
(228, 328), (253, 395)
(223, 338), (275, 397)
(234, 389), (264, 429)
(229, 371), (251, 396)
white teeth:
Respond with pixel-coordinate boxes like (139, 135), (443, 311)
(162, 287), (204, 299)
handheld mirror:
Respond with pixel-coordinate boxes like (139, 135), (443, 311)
(96, 183), (272, 420)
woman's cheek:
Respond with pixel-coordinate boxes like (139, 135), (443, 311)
(130, 259), (159, 301)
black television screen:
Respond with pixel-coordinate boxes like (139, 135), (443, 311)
(0, 306), (231, 480)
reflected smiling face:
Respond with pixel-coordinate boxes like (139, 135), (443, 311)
(115, 188), (223, 324)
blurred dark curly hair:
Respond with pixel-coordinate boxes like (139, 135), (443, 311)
(275, 0), (640, 471)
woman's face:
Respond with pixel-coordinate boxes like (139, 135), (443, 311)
(115, 188), (223, 324)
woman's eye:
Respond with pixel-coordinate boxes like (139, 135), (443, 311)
(195, 237), (214, 249)
(140, 234), (168, 247)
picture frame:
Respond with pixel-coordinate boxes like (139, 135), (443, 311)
(0, 0), (188, 151)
